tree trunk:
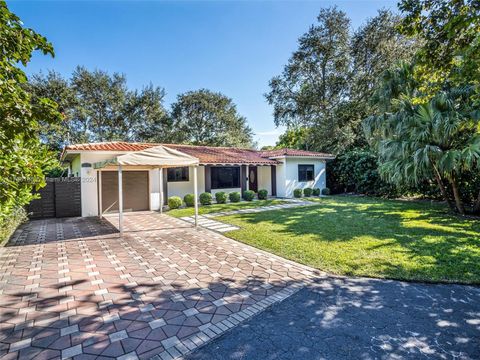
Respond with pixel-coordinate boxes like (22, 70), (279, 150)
(431, 164), (456, 212)
(450, 176), (466, 215)
(473, 189), (480, 214)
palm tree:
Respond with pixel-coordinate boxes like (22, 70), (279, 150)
(364, 64), (480, 214)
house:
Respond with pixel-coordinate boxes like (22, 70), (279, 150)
(61, 142), (335, 217)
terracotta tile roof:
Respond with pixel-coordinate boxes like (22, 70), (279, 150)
(160, 144), (279, 164)
(259, 148), (335, 159)
(62, 141), (279, 164)
(64, 142), (155, 152)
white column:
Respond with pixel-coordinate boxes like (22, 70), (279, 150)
(118, 164), (123, 235)
(193, 166), (198, 228)
(159, 167), (163, 214)
(98, 170), (103, 219)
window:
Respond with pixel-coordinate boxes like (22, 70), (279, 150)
(298, 164), (314, 182)
(167, 167), (189, 182)
(211, 167), (240, 189)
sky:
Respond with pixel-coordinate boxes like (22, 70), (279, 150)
(9, 0), (398, 147)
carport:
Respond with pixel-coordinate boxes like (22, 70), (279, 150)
(94, 145), (200, 234)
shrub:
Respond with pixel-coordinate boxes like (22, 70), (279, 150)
(229, 192), (241, 203)
(199, 192), (213, 205)
(321, 187), (331, 195)
(303, 188), (313, 197)
(215, 191), (227, 204)
(312, 188), (320, 196)
(184, 194), (195, 207)
(293, 189), (303, 198)
(168, 196), (183, 209)
(0, 207), (28, 246)
(243, 190), (255, 201)
(257, 189), (268, 200)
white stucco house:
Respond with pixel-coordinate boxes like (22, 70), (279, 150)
(61, 142), (335, 217)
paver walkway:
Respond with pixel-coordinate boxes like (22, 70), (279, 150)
(0, 213), (317, 360)
(179, 199), (315, 233)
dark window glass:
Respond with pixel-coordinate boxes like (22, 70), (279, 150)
(211, 167), (240, 189)
(167, 167), (189, 182)
(298, 164), (314, 182)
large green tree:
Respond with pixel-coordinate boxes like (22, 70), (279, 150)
(0, 1), (61, 237)
(398, 0), (480, 92)
(171, 89), (254, 147)
(28, 67), (172, 151)
(266, 7), (351, 153)
(350, 10), (417, 123)
(267, 8), (416, 154)
(364, 63), (480, 214)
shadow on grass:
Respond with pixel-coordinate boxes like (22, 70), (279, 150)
(219, 196), (480, 284)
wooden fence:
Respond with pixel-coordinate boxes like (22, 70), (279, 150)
(28, 177), (82, 219)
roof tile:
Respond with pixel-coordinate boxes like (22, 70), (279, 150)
(63, 142), (334, 164)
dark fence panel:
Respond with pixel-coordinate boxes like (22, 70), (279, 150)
(28, 182), (55, 219)
(28, 178), (82, 219)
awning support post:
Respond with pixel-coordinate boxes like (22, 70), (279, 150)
(193, 166), (198, 228)
(118, 164), (123, 236)
(98, 170), (103, 219)
(159, 167), (163, 214)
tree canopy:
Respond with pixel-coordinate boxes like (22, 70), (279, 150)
(0, 1), (61, 236)
(28, 67), (172, 151)
(362, 0), (480, 214)
(170, 89), (255, 148)
(266, 8), (417, 154)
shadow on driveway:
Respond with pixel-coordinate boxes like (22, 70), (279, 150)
(187, 276), (480, 360)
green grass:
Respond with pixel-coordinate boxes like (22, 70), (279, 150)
(215, 196), (480, 284)
(167, 199), (287, 218)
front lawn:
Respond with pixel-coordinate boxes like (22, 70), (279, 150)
(216, 196), (480, 284)
(167, 199), (287, 218)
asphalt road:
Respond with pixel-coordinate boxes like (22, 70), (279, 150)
(187, 276), (480, 360)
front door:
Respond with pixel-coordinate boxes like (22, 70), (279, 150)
(248, 166), (258, 192)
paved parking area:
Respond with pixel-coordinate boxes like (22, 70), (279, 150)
(187, 278), (480, 360)
(0, 213), (316, 360)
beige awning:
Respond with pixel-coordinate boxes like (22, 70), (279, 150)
(94, 145), (199, 169)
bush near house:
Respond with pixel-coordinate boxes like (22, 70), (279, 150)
(0, 208), (28, 246)
(243, 190), (255, 201)
(257, 189), (268, 200)
(322, 188), (330, 195)
(293, 189), (303, 198)
(312, 188), (320, 196)
(168, 196), (183, 209)
(199, 192), (213, 205)
(229, 192), (241, 203)
(215, 192), (227, 204)
(303, 188), (313, 197)
(184, 194), (195, 207)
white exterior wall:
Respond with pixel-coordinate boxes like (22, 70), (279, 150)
(73, 151), (329, 217)
(256, 166), (272, 195)
(71, 156), (81, 177)
(281, 157), (326, 198)
(167, 167), (206, 199)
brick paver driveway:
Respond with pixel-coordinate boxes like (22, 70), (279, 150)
(0, 213), (315, 360)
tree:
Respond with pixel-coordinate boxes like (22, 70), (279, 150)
(266, 7), (351, 153)
(170, 89), (254, 148)
(266, 8), (416, 154)
(0, 1), (61, 236)
(364, 64), (480, 214)
(28, 71), (76, 151)
(274, 127), (310, 150)
(398, 0), (480, 91)
(28, 67), (173, 150)
(350, 10), (417, 127)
